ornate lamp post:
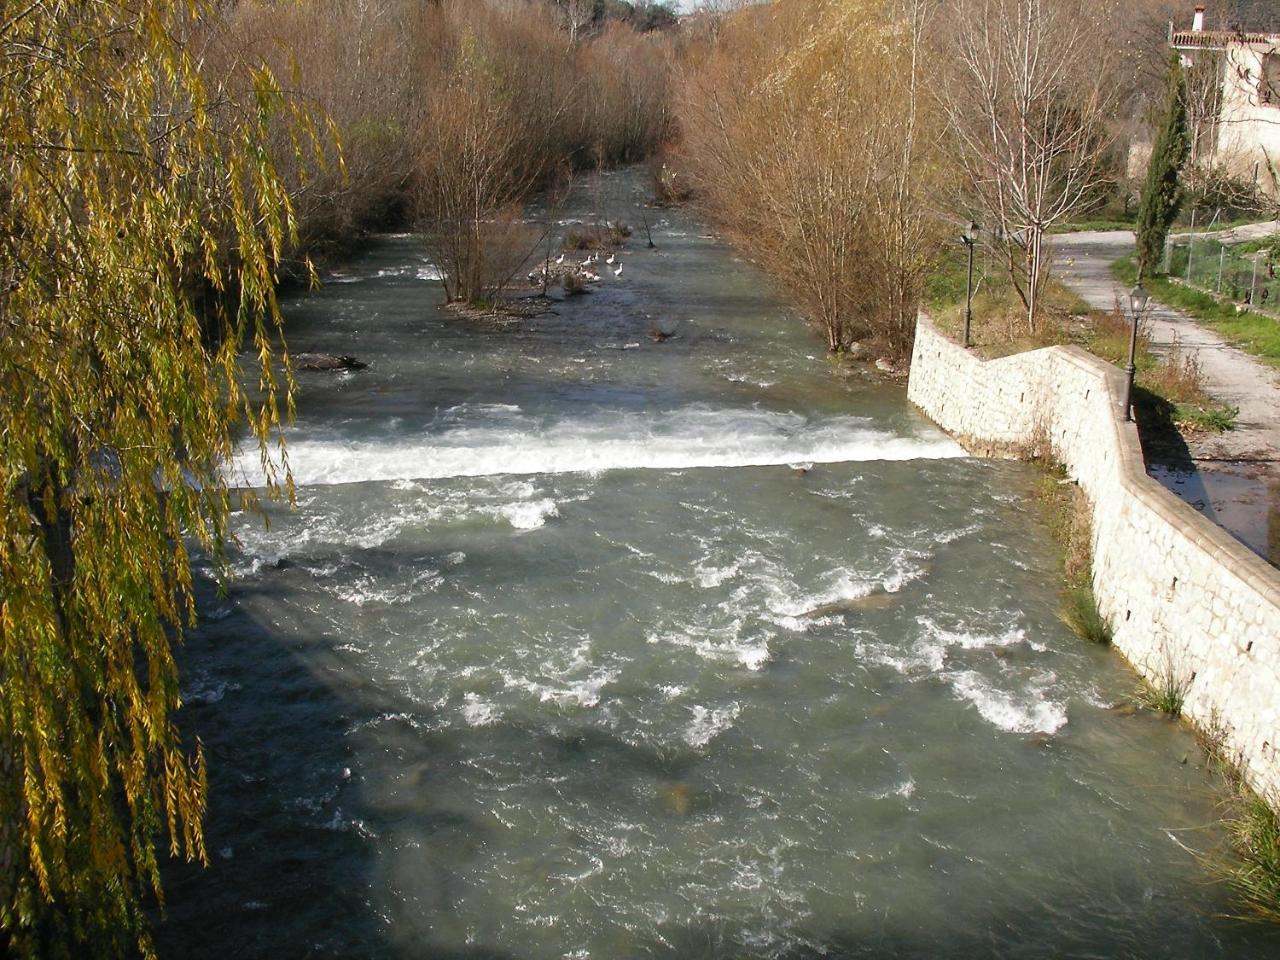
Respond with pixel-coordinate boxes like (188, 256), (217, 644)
(1123, 284), (1150, 423)
(961, 221), (980, 348)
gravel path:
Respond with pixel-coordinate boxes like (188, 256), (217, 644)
(1052, 230), (1279, 562)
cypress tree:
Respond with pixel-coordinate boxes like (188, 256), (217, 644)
(1135, 53), (1192, 280)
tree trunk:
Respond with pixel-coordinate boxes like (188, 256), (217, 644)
(1026, 225), (1045, 333)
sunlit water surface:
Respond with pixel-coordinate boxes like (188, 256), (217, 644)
(160, 172), (1280, 958)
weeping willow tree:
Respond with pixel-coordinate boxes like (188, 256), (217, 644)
(0, 2), (324, 955)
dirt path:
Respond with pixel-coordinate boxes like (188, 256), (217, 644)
(1052, 230), (1280, 563)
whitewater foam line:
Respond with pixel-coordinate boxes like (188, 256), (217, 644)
(229, 407), (967, 488)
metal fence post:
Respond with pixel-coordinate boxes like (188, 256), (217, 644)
(1185, 209), (1196, 282)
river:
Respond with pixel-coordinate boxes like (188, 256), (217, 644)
(159, 171), (1280, 958)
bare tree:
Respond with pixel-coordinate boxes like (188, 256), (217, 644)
(678, 0), (947, 358)
(555, 0), (597, 45)
(692, 0), (753, 38)
(412, 20), (544, 304)
(940, 0), (1118, 332)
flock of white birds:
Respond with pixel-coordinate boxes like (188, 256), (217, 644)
(537, 246), (624, 287)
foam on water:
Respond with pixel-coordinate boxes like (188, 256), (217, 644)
(489, 499), (560, 531)
(461, 692), (500, 727)
(224, 479), (577, 575)
(229, 405), (965, 488)
(498, 640), (619, 709)
(684, 702), (741, 747)
(647, 615), (770, 672)
(947, 670), (1068, 735)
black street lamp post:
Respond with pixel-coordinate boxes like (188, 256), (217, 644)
(961, 221), (980, 348)
(1123, 284), (1150, 422)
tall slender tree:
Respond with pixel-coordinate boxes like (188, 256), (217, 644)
(0, 2), (321, 955)
(1135, 53), (1192, 280)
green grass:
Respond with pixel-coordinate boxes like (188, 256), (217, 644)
(1229, 236), (1279, 256)
(1175, 403), (1239, 432)
(1220, 788), (1280, 923)
(1112, 255), (1280, 367)
(1060, 582), (1112, 645)
(1048, 219), (1135, 234)
(1197, 725), (1280, 923)
(1133, 661), (1190, 717)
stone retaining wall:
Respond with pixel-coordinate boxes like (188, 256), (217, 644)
(908, 316), (1280, 802)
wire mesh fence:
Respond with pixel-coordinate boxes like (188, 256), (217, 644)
(1164, 233), (1280, 316)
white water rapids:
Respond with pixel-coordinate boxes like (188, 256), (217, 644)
(230, 403), (966, 488)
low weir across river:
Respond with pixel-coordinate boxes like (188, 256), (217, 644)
(162, 171), (1280, 958)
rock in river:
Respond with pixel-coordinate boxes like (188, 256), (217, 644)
(294, 353), (368, 371)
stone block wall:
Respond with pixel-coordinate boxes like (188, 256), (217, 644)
(908, 317), (1280, 802)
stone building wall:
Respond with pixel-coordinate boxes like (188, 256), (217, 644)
(908, 317), (1280, 802)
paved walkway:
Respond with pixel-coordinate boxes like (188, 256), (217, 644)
(1052, 231), (1280, 563)
(1183, 219), (1280, 245)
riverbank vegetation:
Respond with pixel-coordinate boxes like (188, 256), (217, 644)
(1208, 745), (1280, 924)
(1028, 466), (1111, 646)
(671, 0), (1190, 363)
(676, 0), (945, 361)
(224, 0), (676, 298)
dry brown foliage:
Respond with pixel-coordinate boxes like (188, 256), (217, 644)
(1145, 337), (1210, 407)
(217, 0), (674, 294)
(676, 0), (948, 361)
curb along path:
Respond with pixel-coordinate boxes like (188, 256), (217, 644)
(1052, 230), (1280, 565)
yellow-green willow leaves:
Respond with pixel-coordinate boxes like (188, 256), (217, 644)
(0, 2), (323, 955)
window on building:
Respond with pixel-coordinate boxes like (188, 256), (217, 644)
(1262, 51), (1280, 106)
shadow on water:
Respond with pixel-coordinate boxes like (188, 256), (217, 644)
(155, 572), (481, 958)
(151, 535), (1280, 960)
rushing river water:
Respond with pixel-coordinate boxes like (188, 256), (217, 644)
(161, 172), (1280, 958)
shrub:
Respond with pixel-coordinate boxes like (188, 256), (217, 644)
(1061, 583), (1112, 645)
(219, 0), (675, 266)
(676, 0), (946, 360)
(650, 154), (694, 205)
(1142, 337), (1206, 403)
(564, 221), (630, 251)
(1085, 302), (1152, 366)
(1133, 658), (1190, 717)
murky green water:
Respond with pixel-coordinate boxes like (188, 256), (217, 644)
(160, 172), (1280, 958)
